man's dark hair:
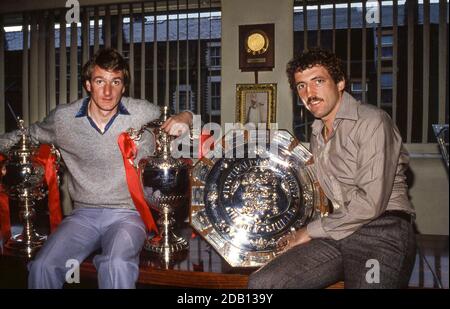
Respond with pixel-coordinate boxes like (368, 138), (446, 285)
(81, 48), (130, 92)
(286, 48), (347, 90)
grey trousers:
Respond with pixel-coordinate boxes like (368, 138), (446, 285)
(248, 215), (416, 289)
(28, 207), (147, 289)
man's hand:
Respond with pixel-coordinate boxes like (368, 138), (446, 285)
(278, 227), (312, 251)
(160, 111), (193, 136)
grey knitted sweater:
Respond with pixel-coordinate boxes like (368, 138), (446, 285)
(0, 97), (161, 210)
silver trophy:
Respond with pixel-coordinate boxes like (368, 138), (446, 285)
(190, 130), (328, 267)
(135, 106), (191, 260)
(0, 119), (47, 257)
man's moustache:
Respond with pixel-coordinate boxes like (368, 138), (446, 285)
(307, 96), (324, 104)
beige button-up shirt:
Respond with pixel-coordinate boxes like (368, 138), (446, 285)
(306, 92), (415, 240)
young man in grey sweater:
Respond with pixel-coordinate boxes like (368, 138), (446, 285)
(0, 48), (193, 288)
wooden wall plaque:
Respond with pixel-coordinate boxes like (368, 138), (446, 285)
(239, 23), (275, 72)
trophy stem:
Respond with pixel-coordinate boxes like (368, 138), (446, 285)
(5, 196), (46, 258)
(145, 204), (189, 255)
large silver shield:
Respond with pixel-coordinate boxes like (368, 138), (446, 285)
(190, 130), (327, 267)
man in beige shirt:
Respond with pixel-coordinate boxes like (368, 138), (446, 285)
(248, 48), (416, 288)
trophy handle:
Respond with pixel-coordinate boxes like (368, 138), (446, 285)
(126, 119), (163, 142)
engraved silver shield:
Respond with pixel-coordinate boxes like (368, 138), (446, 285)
(190, 130), (323, 267)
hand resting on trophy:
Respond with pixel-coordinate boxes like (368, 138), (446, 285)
(160, 110), (193, 136)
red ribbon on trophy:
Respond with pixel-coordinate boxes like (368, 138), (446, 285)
(35, 145), (63, 231)
(199, 133), (213, 159)
(118, 132), (159, 235)
(0, 154), (10, 240)
(0, 144), (62, 242)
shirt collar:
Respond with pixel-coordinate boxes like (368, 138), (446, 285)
(75, 97), (130, 118)
(311, 91), (360, 136)
(334, 91), (359, 121)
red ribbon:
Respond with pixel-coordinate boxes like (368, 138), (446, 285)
(0, 152), (11, 240)
(0, 145), (62, 242)
(35, 145), (63, 232)
(117, 133), (158, 234)
(199, 134), (213, 158)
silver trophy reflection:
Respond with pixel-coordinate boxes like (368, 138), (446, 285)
(137, 106), (191, 263)
(1, 119), (48, 257)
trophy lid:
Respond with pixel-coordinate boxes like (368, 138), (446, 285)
(146, 106), (170, 128)
(8, 119), (37, 159)
(161, 105), (170, 122)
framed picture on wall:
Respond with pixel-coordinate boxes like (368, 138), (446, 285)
(235, 83), (277, 126)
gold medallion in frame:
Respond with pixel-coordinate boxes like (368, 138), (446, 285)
(239, 24), (275, 71)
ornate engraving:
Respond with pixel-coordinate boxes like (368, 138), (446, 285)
(190, 130), (323, 267)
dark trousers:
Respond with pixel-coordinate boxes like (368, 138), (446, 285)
(248, 215), (416, 289)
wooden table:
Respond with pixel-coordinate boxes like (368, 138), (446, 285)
(81, 224), (255, 289)
(7, 224), (444, 289)
(0, 223), (255, 289)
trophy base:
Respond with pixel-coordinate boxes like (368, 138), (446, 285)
(5, 233), (47, 258)
(144, 233), (189, 255)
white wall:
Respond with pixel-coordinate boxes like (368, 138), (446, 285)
(407, 144), (449, 235)
(221, 0), (294, 132)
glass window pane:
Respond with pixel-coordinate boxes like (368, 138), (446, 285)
(381, 35), (393, 46)
(381, 73), (393, 88)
